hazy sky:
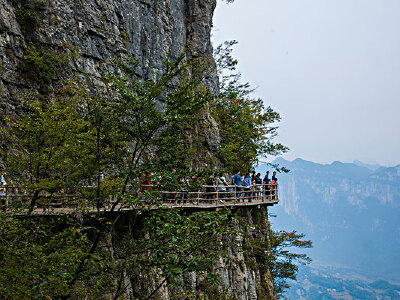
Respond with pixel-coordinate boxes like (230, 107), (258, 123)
(212, 0), (400, 166)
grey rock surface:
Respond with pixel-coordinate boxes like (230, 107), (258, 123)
(123, 207), (275, 299)
(170, 207), (275, 300)
(0, 0), (218, 115)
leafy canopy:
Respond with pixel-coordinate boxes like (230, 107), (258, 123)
(213, 41), (288, 173)
(0, 54), (241, 299)
(269, 230), (312, 297)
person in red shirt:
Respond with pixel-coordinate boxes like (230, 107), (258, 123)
(140, 172), (153, 191)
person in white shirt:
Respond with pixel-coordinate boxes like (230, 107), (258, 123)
(0, 171), (7, 197)
(216, 172), (228, 202)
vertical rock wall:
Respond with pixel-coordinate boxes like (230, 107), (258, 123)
(216, 207), (275, 300)
(0, 2), (275, 298)
(0, 0), (220, 159)
(0, 0), (218, 110)
(112, 207), (275, 300)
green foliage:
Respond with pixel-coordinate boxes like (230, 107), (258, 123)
(13, 0), (39, 26)
(0, 213), (90, 299)
(0, 43), (293, 298)
(0, 80), (94, 212)
(268, 230), (312, 298)
(213, 41), (288, 173)
(19, 44), (70, 86)
(152, 83), (214, 173)
(114, 208), (238, 299)
(0, 54), (243, 299)
(144, 209), (235, 278)
(2, 53), (213, 211)
(87, 54), (213, 196)
(243, 225), (312, 299)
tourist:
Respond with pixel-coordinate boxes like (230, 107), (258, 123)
(263, 171), (270, 184)
(215, 171), (228, 202)
(243, 173), (252, 202)
(189, 175), (199, 204)
(251, 171), (256, 182)
(231, 170), (242, 199)
(272, 171), (277, 182)
(0, 171), (7, 198)
(205, 175), (216, 202)
(0, 171), (6, 210)
(140, 172), (153, 191)
(255, 173), (262, 199)
(263, 171), (270, 199)
(170, 169), (177, 202)
(270, 175), (277, 200)
(178, 177), (189, 204)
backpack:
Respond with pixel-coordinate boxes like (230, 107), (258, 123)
(232, 174), (241, 186)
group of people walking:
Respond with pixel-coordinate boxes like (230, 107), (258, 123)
(140, 169), (278, 204)
(0, 168), (278, 205)
(221, 170), (278, 202)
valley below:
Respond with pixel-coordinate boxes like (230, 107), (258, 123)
(258, 158), (400, 299)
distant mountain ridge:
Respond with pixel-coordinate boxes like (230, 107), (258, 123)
(257, 158), (400, 284)
(353, 160), (382, 171)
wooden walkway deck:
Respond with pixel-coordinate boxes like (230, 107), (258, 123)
(0, 184), (279, 215)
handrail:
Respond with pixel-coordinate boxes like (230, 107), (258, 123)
(0, 183), (279, 211)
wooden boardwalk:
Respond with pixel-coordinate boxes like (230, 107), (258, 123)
(0, 184), (279, 215)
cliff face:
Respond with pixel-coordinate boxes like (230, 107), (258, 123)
(0, 0), (221, 156)
(110, 207), (275, 300)
(173, 207), (275, 300)
(0, 1), (275, 298)
(0, 0), (218, 110)
(216, 207), (275, 300)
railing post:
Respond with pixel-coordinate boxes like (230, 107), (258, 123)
(216, 185), (219, 206)
(262, 183), (265, 202)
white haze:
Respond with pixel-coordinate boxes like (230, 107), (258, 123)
(212, 0), (400, 167)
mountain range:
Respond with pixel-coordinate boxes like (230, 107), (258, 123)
(286, 265), (400, 299)
(257, 158), (400, 297)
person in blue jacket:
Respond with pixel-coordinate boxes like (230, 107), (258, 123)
(231, 169), (242, 199)
(272, 171), (277, 182)
(243, 173), (252, 202)
(263, 171), (270, 184)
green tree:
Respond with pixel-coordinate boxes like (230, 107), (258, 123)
(113, 208), (238, 300)
(0, 213), (93, 298)
(105, 55), (214, 179)
(0, 55), (241, 299)
(213, 41), (310, 299)
(0, 80), (94, 213)
(268, 230), (312, 298)
(213, 41), (288, 173)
